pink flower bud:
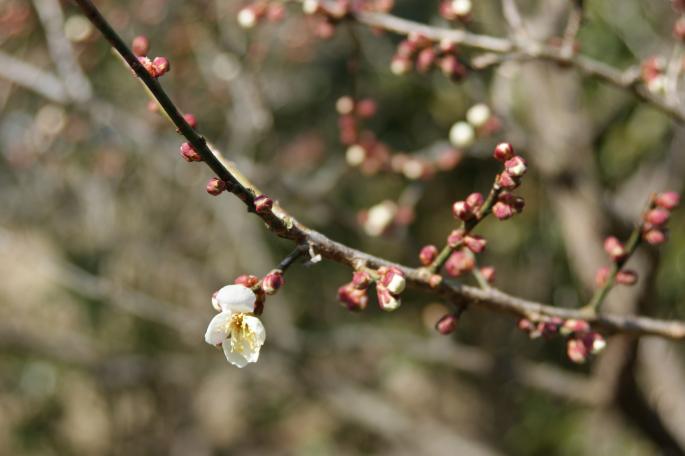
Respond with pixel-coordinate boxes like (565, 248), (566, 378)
(407, 32), (431, 48)
(380, 267), (406, 295)
(262, 270), (284, 295)
(616, 269), (638, 286)
(429, 274), (442, 288)
(655, 191), (680, 210)
(465, 192), (484, 210)
(567, 338), (589, 364)
(137, 56), (156, 77)
(595, 266), (610, 287)
(493, 142), (515, 162)
(464, 235), (487, 253)
(517, 318), (534, 333)
(560, 319), (590, 336)
(439, 55), (467, 80)
(504, 156), (527, 177)
(674, 17), (685, 40)
(419, 245), (439, 266)
(643, 228), (667, 245)
(492, 201), (514, 220)
(356, 98), (377, 119)
(396, 40), (416, 58)
(352, 270), (372, 289)
(152, 56), (170, 77)
(376, 285), (401, 311)
(390, 55), (413, 75)
(254, 195), (273, 214)
(338, 283), (368, 311)
(179, 142), (202, 162)
(435, 314), (458, 335)
(479, 266), (495, 283)
(585, 332), (606, 354)
(445, 250), (475, 277)
(132, 35), (150, 57)
(234, 274), (259, 288)
(206, 177), (226, 196)
(183, 113), (198, 129)
(497, 171), (519, 190)
(603, 236), (626, 261)
(645, 208), (670, 226)
(266, 3), (285, 22)
(447, 229), (464, 248)
(416, 47), (437, 73)
(452, 200), (473, 220)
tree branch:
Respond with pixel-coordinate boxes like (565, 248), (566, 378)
(70, 0), (685, 342)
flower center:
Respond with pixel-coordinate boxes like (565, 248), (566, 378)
(228, 313), (256, 354)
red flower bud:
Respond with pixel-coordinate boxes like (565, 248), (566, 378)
(517, 318), (534, 333)
(492, 201), (514, 220)
(132, 35), (150, 57)
(376, 284), (401, 311)
(152, 56), (170, 77)
(567, 338), (589, 364)
(352, 270), (372, 289)
(645, 208), (670, 226)
(654, 191), (679, 210)
(493, 142), (515, 162)
(179, 142), (202, 162)
(416, 47), (437, 73)
(262, 269), (284, 295)
(452, 200), (473, 220)
(380, 267), (406, 295)
(504, 155), (527, 177)
(183, 113), (197, 129)
(435, 314), (458, 335)
(643, 228), (667, 245)
(419, 245), (439, 266)
(234, 274), (260, 288)
(254, 194), (273, 214)
(465, 192), (484, 210)
(603, 236), (626, 261)
(560, 319), (590, 336)
(439, 55), (467, 80)
(595, 266), (610, 287)
(355, 98), (377, 119)
(464, 235), (487, 253)
(479, 266), (496, 284)
(497, 171), (519, 190)
(445, 250), (475, 277)
(447, 229), (464, 248)
(206, 177), (226, 196)
(616, 269), (638, 285)
(338, 283), (368, 311)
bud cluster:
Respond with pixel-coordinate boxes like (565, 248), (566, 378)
(517, 317), (606, 364)
(391, 33), (468, 81)
(338, 96), (463, 178)
(132, 35), (170, 80)
(226, 269), (287, 315)
(337, 266), (407, 312)
(642, 191), (679, 245)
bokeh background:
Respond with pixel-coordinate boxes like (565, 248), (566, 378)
(1, 0), (685, 454)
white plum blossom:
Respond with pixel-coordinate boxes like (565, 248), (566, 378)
(204, 284), (266, 368)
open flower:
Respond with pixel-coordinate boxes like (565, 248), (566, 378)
(204, 284), (266, 368)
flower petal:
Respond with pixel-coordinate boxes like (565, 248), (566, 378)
(223, 343), (249, 368)
(215, 284), (256, 313)
(204, 311), (231, 346)
(221, 315), (266, 367)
